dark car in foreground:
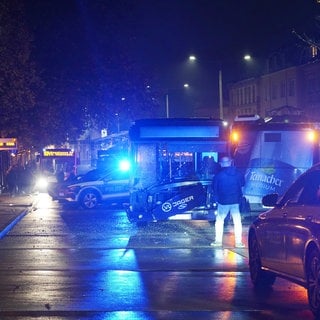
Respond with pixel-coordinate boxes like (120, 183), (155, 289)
(48, 169), (130, 209)
(248, 163), (320, 318)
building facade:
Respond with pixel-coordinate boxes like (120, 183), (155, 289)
(227, 59), (320, 121)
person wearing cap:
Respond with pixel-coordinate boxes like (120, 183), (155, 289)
(211, 156), (245, 248)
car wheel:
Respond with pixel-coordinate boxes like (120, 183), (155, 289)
(80, 190), (99, 209)
(249, 233), (276, 287)
(307, 248), (320, 318)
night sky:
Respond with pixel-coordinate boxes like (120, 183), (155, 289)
(23, 0), (320, 115)
(25, 1), (319, 63)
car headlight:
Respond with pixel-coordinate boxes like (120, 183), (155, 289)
(35, 176), (48, 190)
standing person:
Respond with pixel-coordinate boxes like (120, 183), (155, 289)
(211, 156), (245, 248)
(6, 165), (19, 196)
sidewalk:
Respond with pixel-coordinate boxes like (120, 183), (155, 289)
(0, 193), (34, 239)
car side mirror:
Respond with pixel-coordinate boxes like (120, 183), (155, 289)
(262, 193), (279, 207)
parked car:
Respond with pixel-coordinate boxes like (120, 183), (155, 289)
(248, 162), (320, 318)
(48, 169), (129, 209)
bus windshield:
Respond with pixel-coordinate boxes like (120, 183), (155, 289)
(126, 118), (230, 223)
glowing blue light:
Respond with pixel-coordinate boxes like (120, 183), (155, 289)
(119, 159), (130, 172)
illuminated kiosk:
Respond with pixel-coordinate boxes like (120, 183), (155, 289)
(126, 118), (230, 223)
(0, 138), (17, 150)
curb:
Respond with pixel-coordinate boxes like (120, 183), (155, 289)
(0, 208), (30, 239)
(0, 194), (35, 239)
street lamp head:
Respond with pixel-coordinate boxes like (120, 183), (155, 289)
(183, 83), (189, 88)
(244, 54), (252, 61)
(189, 55), (196, 62)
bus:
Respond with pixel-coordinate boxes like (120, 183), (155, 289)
(38, 148), (77, 179)
(125, 118), (230, 223)
(231, 115), (320, 209)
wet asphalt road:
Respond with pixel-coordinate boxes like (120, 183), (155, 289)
(0, 193), (315, 319)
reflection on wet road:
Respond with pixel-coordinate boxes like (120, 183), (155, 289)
(0, 194), (313, 319)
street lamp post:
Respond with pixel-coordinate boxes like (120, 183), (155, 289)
(218, 69), (223, 119)
(115, 113), (120, 133)
(166, 94), (169, 118)
(166, 83), (190, 118)
(188, 54), (252, 120)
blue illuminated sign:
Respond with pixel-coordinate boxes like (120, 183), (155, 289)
(140, 126), (219, 138)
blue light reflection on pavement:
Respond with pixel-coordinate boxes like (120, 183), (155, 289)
(94, 249), (149, 310)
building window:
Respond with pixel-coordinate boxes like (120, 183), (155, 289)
(307, 77), (316, 93)
(252, 85), (256, 103)
(232, 89), (238, 106)
(288, 79), (295, 97)
(280, 81), (286, 98)
(264, 86), (269, 101)
(311, 45), (318, 58)
(244, 87), (250, 105)
(248, 86), (252, 103)
(272, 83), (277, 99)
